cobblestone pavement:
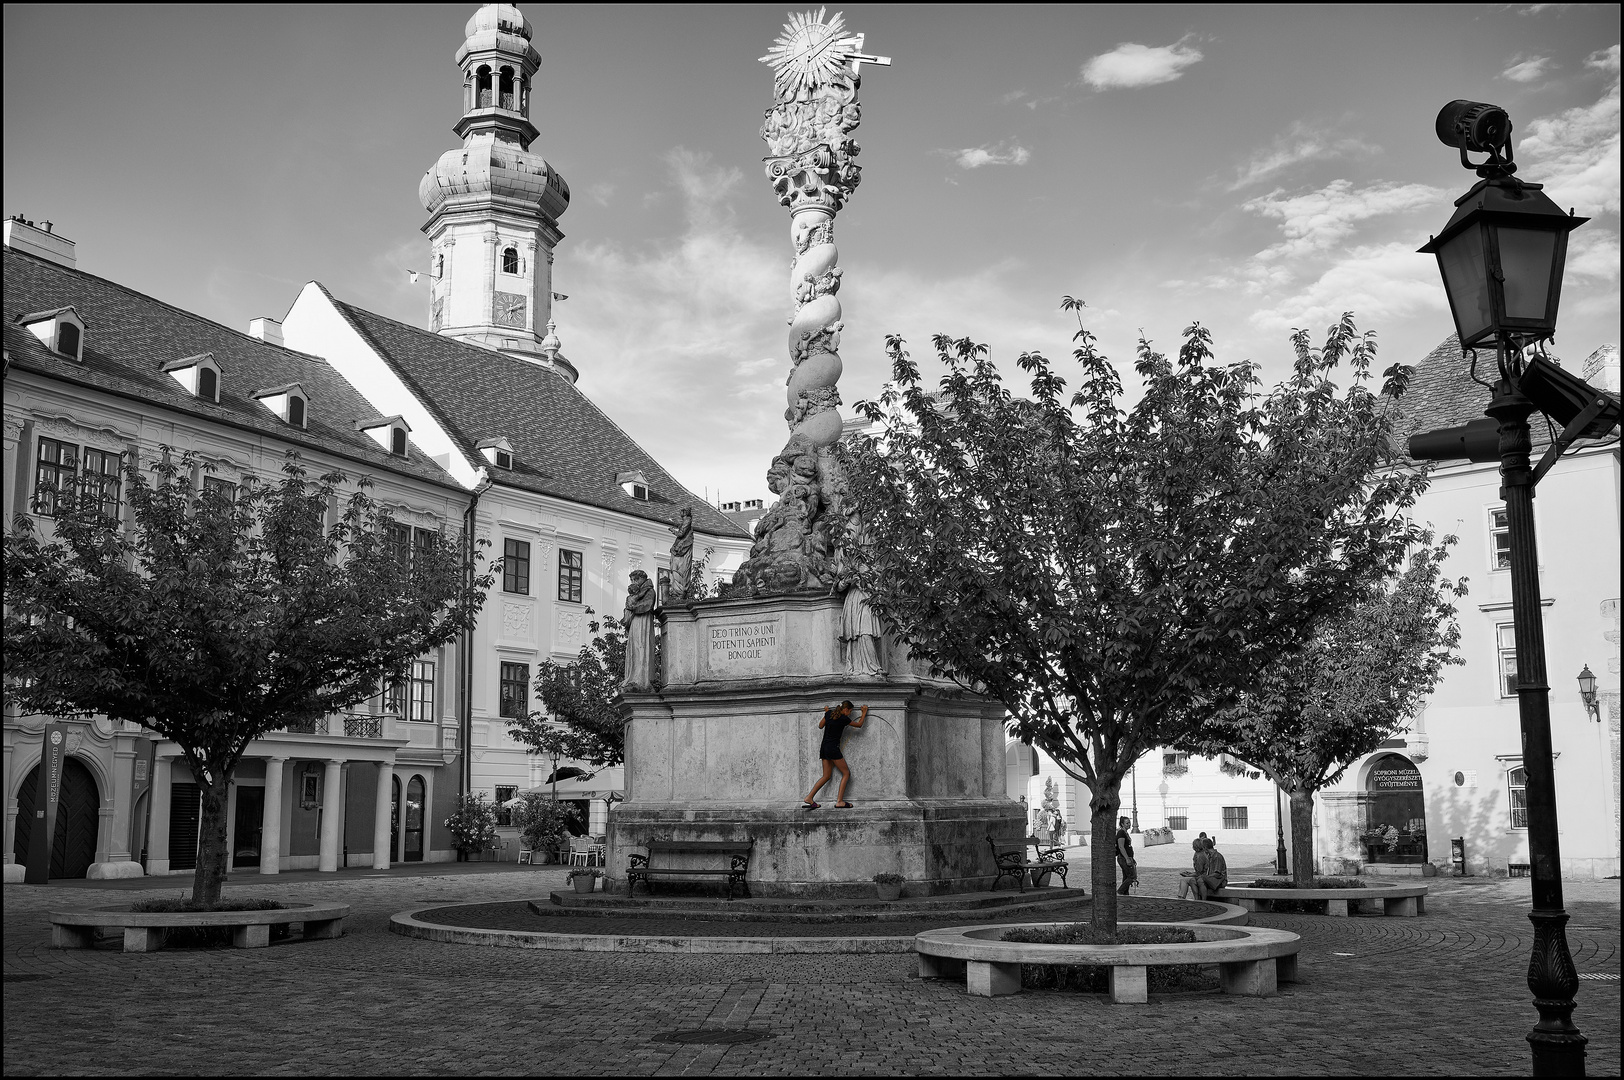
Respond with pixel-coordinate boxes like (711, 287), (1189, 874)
(3, 859), (1618, 1076)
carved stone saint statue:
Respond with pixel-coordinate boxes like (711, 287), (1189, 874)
(667, 507), (693, 603)
(621, 570), (658, 691)
(837, 504), (884, 677)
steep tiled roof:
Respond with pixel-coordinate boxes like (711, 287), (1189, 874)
(2, 248), (462, 492)
(320, 286), (748, 539)
(1387, 334), (1566, 460)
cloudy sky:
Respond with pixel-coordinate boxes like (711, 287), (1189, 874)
(4, 4), (1618, 505)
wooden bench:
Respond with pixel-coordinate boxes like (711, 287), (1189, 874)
(987, 834), (1070, 892)
(627, 840), (754, 900)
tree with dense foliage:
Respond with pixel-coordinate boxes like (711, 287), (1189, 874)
(1179, 535), (1465, 885)
(3, 451), (491, 906)
(508, 609), (628, 769)
(840, 304), (1426, 937)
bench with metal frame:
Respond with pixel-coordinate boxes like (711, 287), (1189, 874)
(626, 839), (754, 900)
(987, 834), (1071, 892)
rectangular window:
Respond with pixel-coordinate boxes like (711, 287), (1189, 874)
(1166, 807), (1189, 831)
(201, 475), (237, 503)
(1489, 508), (1511, 571)
(408, 660), (435, 723)
(499, 661), (529, 719)
(382, 672), (408, 717)
(1507, 766), (1528, 829)
(495, 785), (517, 827)
(1162, 752), (1189, 777)
(558, 548), (583, 603)
(80, 448), (122, 521)
(503, 539), (531, 594)
(1222, 806), (1249, 831)
(1496, 623), (1518, 698)
(386, 522), (411, 567)
(33, 437), (78, 517)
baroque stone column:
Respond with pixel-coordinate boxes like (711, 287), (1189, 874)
(318, 758), (343, 872)
(372, 761), (394, 870)
(147, 755), (173, 875)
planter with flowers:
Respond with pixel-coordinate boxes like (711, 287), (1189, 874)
(568, 868), (604, 894)
(873, 872), (904, 902)
(445, 793), (500, 862)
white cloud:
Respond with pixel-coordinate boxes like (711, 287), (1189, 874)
(1519, 55), (1621, 216)
(1228, 123), (1380, 190)
(1000, 90), (1029, 106)
(1242, 179), (1445, 262)
(952, 142), (1032, 169)
(1245, 241), (1448, 337)
(1502, 54), (1556, 83)
(1079, 39), (1204, 90)
(585, 181), (616, 207)
(1565, 227), (1620, 285)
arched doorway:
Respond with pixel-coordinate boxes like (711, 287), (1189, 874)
(13, 758), (101, 879)
(1364, 753), (1427, 863)
(404, 775), (425, 862)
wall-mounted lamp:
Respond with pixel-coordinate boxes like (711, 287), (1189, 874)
(1578, 664), (1599, 723)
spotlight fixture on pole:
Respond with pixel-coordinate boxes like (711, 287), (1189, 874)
(1411, 99), (1621, 1078)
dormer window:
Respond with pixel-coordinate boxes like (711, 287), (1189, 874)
(15, 306), (86, 362)
(358, 415), (412, 457)
(617, 469), (651, 501)
(502, 247), (520, 274)
(477, 437), (515, 469)
(164, 353), (223, 402)
(254, 383), (309, 429)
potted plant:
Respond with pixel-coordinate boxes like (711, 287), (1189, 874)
(511, 792), (581, 865)
(568, 867), (604, 894)
(873, 872), (904, 902)
(444, 792), (499, 861)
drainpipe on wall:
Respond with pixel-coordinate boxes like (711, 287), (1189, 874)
(460, 468), (492, 800)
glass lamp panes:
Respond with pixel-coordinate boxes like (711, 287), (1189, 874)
(1496, 227), (1559, 321)
(1436, 225), (1494, 347)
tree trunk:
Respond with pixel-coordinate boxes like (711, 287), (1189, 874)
(1288, 787), (1316, 888)
(1088, 780), (1123, 941)
(192, 777), (231, 908)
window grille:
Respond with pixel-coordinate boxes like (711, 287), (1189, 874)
(502, 247), (519, 274)
(1166, 807), (1189, 831)
(1221, 806), (1249, 831)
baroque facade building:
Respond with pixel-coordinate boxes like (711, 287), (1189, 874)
(3, 225), (468, 879)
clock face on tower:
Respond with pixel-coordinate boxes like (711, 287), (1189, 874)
(431, 297), (445, 330)
(493, 291), (527, 327)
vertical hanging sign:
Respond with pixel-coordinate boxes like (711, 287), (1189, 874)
(24, 725), (69, 884)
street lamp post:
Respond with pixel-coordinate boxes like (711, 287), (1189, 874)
(1412, 99), (1621, 1078)
(1577, 665), (1599, 723)
(1274, 782), (1289, 877)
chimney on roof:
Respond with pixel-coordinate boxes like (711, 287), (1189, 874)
(248, 318), (284, 346)
(2, 216), (76, 269)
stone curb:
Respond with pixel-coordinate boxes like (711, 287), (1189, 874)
(388, 898), (1250, 954)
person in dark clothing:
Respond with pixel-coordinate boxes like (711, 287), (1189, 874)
(802, 700), (869, 809)
(1116, 816), (1138, 895)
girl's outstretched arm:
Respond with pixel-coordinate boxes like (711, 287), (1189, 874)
(851, 704), (870, 728)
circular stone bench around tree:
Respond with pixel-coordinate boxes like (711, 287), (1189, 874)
(49, 902), (350, 953)
(1216, 881), (1427, 917)
(915, 921), (1302, 1004)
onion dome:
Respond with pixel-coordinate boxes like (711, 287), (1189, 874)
(419, 142), (570, 221)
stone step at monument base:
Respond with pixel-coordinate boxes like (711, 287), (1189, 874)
(606, 799), (1026, 899)
(1361, 861), (1439, 877)
(533, 888), (1083, 923)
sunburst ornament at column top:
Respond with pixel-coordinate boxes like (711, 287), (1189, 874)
(760, 8), (889, 99)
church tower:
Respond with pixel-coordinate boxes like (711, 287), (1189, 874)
(419, 4), (574, 379)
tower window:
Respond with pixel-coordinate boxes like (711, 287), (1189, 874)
(476, 66), (492, 108)
(198, 366), (218, 402)
(390, 427), (408, 457)
(435, 253), (444, 277)
(499, 67), (516, 111)
(288, 395), (306, 428)
(502, 247), (519, 275)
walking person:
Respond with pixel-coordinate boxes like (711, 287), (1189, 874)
(802, 700), (869, 809)
(1116, 815), (1138, 895)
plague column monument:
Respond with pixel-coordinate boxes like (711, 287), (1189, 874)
(607, 9), (1021, 897)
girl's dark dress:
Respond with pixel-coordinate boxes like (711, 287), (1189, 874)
(819, 711), (853, 760)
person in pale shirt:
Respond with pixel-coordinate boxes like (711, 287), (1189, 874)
(1178, 838), (1208, 900)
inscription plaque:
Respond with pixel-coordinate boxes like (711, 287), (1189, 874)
(706, 618), (783, 677)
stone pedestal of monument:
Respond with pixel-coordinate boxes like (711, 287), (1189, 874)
(606, 595), (1023, 898)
